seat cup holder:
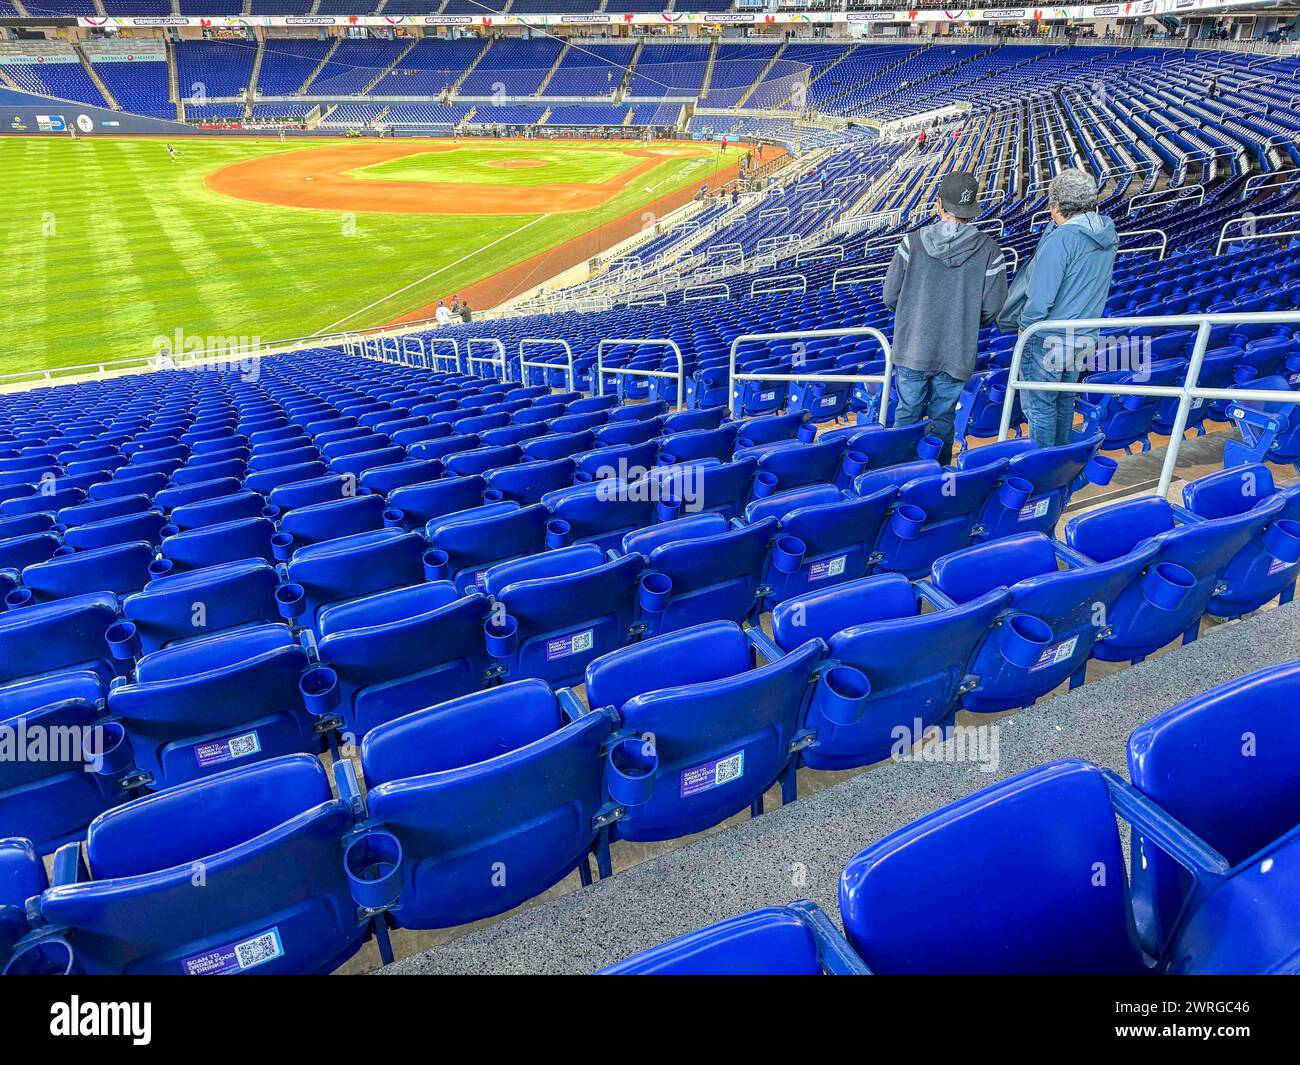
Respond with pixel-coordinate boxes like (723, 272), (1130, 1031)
(997, 476), (1033, 512)
(344, 829), (404, 914)
(1143, 561), (1196, 611)
(841, 450), (869, 479)
(53, 545), (75, 558)
(484, 614), (518, 658)
(605, 736), (658, 808)
(1084, 454), (1118, 486)
(656, 498), (682, 522)
(300, 666), (340, 718)
(890, 503), (927, 541)
(998, 613), (1053, 669)
(159, 524), (179, 540)
(147, 557), (173, 578)
(772, 535), (806, 574)
(105, 621), (141, 662)
(422, 548), (451, 583)
(86, 719), (134, 778)
(752, 471), (779, 498)
(917, 435), (944, 461)
(990, 384), (1007, 405)
(813, 665), (872, 726)
(545, 519), (572, 550)
(482, 488), (504, 504)
(382, 508), (405, 529)
(262, 504), (281, 521)
(573, 470), (595, 484)
(639, 572), (672, 614)
(659, 452), (678, 467)
(796, 421), (818, 443)
(4, 587), (33, 611)
(736, 436), (755, 450)
(3, 937), (78, 976)
(1121, 394), (1145, 411)
(275, 582), (307, 620)
(270, 532), (294, 562)
(1264, 519), (1300, 565)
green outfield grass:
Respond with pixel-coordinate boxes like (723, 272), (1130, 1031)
(350, 144), (649, 187)
(0, 137), (742, 376)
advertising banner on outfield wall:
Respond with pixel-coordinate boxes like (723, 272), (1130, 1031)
(71, 0), (1265, 31)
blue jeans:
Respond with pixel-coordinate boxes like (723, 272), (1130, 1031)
(1020, 342), (1080, 448)
(893, 366), (964, 464)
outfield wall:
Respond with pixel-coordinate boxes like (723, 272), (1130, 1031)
(0, 86), (191, 136)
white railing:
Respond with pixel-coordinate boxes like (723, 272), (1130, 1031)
(751, 273), (807, 298)
(466, 337), (508, 381)
(518, 338), (575, 392)
(1215, 209), (1300, 254)
(727, 327), (894, 422)
(997, 310), (1300, 498)
(1241, 168), (1300, 199)
(1127, 182), (1206, 216)
(596, 338), (685, 410)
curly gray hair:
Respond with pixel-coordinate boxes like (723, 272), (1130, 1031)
(1048, 168), (1099, 218)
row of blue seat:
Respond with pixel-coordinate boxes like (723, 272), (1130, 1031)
(602, 660), (1300, 975)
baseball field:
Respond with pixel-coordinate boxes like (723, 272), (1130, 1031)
(1, 136), (749, 376)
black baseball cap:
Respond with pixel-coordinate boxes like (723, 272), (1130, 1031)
(938, 171), (981, 220)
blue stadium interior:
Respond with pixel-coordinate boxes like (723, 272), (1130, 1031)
(2, 7), (1300, 978)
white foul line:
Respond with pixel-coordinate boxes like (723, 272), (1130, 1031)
(313, 212), (552, 336)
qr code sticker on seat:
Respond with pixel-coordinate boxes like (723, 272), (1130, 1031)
(234, 930), (283, 971)
(714, 753), (742, 785)
(227, 733), (260, 760)
(571, 630), (594, 654)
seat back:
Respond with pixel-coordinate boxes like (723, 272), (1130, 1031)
(839, 761), (1144, 974)
(363, 681), (614, 929)
(766, 488), (895, 604)
(123, 560), (281, 655)
(26, 756), (363, 975)
(873, 462), (1005, 578)
(488, 546), (644, 686)
(286, 528), (425, 630)
(108, 625), (315, 789)
(774, 575), (1008, 770)
(317, 581), (492, 738)
(0, 838), (46, 968)
(427, 502), (549, 593)
(587, 622), (822, 842)
(0, 592), (118, 688)
(1128, 662), (1300, 946)
(21, 542), (154, 602)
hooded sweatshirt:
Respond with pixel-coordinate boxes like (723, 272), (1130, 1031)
(882, 219), (1008, 380)
(999, 211), (1118, 361)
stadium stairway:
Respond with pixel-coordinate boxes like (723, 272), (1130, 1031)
(382, 597), (1300, 975)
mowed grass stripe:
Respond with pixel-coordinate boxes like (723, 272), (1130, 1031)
(1, 139), (742, 373)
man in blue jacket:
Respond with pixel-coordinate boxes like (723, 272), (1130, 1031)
(999, 168), (1118, 447)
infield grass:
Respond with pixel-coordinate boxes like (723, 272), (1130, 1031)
(0, 137), (742, 375)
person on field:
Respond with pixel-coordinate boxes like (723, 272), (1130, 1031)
(460, 301), (473, 324)
(165, 143), (179, 160)
(882, 172), (1009, 465)
(999, 167), (1118, 447)
(721, 135), (728, 153)
(435, 300), (453, 326)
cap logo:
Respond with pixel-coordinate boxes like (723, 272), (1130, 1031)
(960, 190), (973, 204)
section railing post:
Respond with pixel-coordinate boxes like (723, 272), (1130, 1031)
(1156, 319), (1213, 499)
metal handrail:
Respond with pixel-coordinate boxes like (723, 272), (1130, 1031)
(832, 263), (891, 290)
(1215, 209), (1300, 255)
(467, 337), (508, 381)
(996, 310), (1300, 498)
(518, 338), (575, 392)
(596, 338), (685, 410)
(1117, 227), (1170, 260)
(1241, 168), (1300, 198)
(727, 327), (894, 423)
(684, 282), (730, 303)
(751, 273), (808, 298)
(426, 337), (460, 373)
(1127, 182), (1206, 216)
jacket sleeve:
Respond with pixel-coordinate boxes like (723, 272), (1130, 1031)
(980, 246), (1010, 326)
(1018, 230), (1069, 331)
(881, 235), (910, 312)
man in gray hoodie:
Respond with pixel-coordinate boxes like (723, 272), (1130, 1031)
(882, 171), (1008, 464)
(999, 168), (1118, 447)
